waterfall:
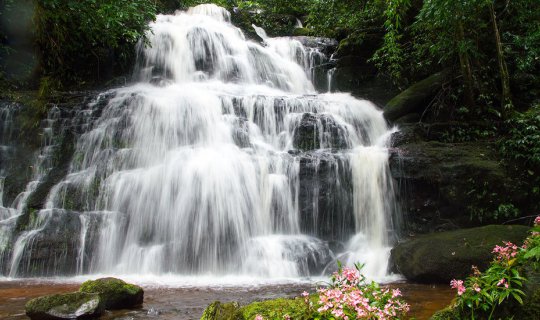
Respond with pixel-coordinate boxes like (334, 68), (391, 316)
(1, 4), (400, 282)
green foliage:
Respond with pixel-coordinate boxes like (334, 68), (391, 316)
(370, 0), (410, 83)
(240, 297), (313, 320)
(499, 105), (540, 204)
(306, 0), (385, 39)
(500, 105), (540, 168)
(34, 0), (157, 85)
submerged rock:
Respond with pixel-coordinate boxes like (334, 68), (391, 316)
(25, 292), (103, 320)
(79, 277), (143, 310)
(390, 225), (529, 283)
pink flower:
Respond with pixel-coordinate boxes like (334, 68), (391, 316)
(534, 216), (540, 226)
(450, 279), (466, 295)
(255, 315), (264, 320)
(283, 315), (291, 320)
(497, 278), (506, 287)
(392, 288), (401, 298)
(301, 291), (309, 297)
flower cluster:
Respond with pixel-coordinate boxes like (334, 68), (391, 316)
(492, 241), (519, 262)
(310, 265), (409, 320)
(450, 279), (466, 295)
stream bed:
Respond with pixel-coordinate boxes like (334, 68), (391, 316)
(0, 279), (454, 320)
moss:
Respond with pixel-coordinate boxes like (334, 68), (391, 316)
(80, 277), (143, 310)
(239, 297), (312, 320)
(292, 28), (313, 36)
(25, 292), (103, 319)
(200, 301), (242, 320)
(200, 296), (317, 320)
(429, 307), (461, 320)
(384, 70), (452, 121)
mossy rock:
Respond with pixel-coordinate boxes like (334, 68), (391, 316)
(384, 70), (451, 122)
(390, 225), (529, 283)
(200, 297), (314, 320)
(25, 292), (103, 320)
(429, 307), (461, 320)
(293, 28), (313, 36)
(200, 301), (242, 320)
(79, 277), (143, 310)
(239, 297), (312, 320)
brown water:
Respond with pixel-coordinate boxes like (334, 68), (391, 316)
(0, 280), (454, 320)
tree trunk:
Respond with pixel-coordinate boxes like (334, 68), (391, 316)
(489, 2), (512, 116)
(456, 21), (475, 107)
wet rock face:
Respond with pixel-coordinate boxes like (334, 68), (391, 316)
(389, 123), (524, 233)
(389, 225), (529, 283)
(298, 152), (354, 241)
(292, 113), (351, 151)
(14, 210), (82, 277)
(25, 292), (103, 320)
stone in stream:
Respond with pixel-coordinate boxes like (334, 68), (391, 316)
(390, 224), (529, 283)
(79, 277), (144, 310)
(25, 278), (143, 319)
(25, 292), (103, 320)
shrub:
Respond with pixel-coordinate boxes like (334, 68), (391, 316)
(304, 263), (409, 320)
(447, 215), (540, 319)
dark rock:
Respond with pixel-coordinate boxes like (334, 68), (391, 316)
(25, 292), (103, 320)
(390, 225), (529, 283)
(79, 278), (143, 310)
(293, 113), (351, 151)
(13, 209), (82, 277)
(384, 70), (452, 121)
(298, 152), (354, 241)
(389, 125), (523, 232)
(331, 56), (397, 105)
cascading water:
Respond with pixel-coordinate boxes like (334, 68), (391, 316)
(1, 4), (400, 282)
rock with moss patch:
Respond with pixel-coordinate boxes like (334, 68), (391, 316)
(390, 225), (529, 283)
(200, 297), (312, 320)
(79, 277), (143, 310)
(384, 70), (451, 121)
(25, 292), (103, 320)
(200, 301), (242, 320)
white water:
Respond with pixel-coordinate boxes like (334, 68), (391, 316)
(2, 4), (400, 282)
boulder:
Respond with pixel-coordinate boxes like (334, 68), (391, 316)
(384, 70), (451, 122)
(390, 225), (529, 283)
(79, 277), (143, 310)
(25, 292), (103, 320)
